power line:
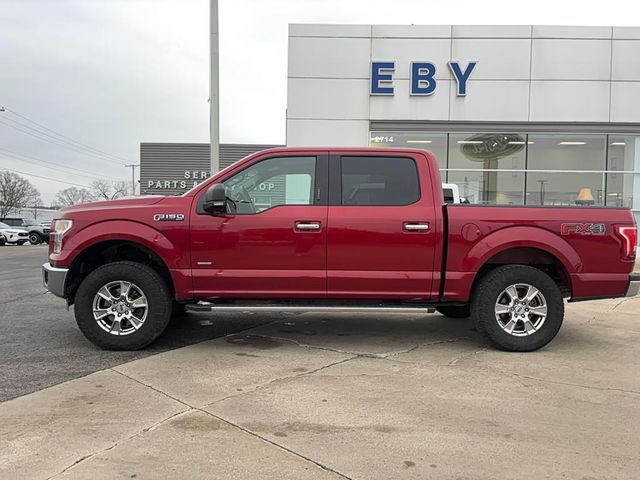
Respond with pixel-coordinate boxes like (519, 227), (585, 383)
(2, 106), (133, 163)
(0, 148), (123, 181)
(0, 117), (130, 167)
(1, 167), (91, 188)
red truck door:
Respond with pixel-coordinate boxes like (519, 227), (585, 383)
(189, 153), (328, 298)
(327, 153), (439, 300)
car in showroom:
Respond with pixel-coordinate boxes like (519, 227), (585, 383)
(0, 217), (50, 244)
(0, 221), (29, 245)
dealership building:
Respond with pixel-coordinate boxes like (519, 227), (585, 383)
(286, 24), (640, 224)
(141, 24), (640, 225)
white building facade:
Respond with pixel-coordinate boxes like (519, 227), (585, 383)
(286, 24), (640, 223)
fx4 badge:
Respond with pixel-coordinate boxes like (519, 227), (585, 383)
(561, 223), (605, 236)
(153, 213), (185, 222)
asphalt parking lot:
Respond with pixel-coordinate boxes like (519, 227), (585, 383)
(0, 245), (271, 402)
(1, 246), (639, 479)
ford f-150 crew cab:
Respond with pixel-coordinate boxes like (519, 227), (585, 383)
(42, 147), (639, 352)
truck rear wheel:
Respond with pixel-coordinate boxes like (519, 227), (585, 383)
(74, 261), (172, 350)
(471, 265), (564, 352)
(436, 305), (470, 318)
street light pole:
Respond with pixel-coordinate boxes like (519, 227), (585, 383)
(210, 0), (220, 175)
(124, 164), (139, 195)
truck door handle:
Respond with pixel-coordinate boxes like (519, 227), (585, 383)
(295, 221), (321, 231)
(403, 222), (430, 232)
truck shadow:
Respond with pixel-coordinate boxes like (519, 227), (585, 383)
(170, 311), (483, 354)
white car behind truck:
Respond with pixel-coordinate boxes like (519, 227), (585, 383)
(0, 222), (29, 245)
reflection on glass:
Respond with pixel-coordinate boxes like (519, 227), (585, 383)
(449, 133), (526, 171)
(606, 173), (635, 207)
(369, 131), (640, 209)
(448, 133), (525, 203)
(526, 173), (605, 206)
(528, 134), (606, 171)
(369, 132), (447, 167)
(607, 135), (637, 208)
(448, 171), (524, 205)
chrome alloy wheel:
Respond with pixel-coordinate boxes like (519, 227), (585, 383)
(494, 283), (548, 337)
(92, 281), (148, 336)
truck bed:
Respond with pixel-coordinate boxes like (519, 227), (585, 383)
(443, 205), (635, 301)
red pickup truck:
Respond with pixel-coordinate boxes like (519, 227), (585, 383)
(43, 147), (639, 352)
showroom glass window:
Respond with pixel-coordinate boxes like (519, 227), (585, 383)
(341, 156), (420, 206)
(369, 132), (447, 177)
(526, 134), (606, 206)
(606, 135), (637, 208)
(448, 133), (526, 205)
(222, 156), (315, 213)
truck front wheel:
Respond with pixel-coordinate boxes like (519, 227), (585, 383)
(471, 265), (564, 352)
(74, 261), (172, 350)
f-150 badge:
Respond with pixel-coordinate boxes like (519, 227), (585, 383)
(561, 223), (605, 235)
(153, 214), (185, 222)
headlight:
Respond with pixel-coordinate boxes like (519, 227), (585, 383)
(53, 219), (73, 235)
(52, 219), (73, 254)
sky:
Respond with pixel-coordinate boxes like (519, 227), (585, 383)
(1, 0), (639, 204)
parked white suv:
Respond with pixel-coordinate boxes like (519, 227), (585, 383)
(0, 222), (29, 245)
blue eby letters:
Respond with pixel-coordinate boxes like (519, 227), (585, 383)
(448, 61), (477, 96)
(410, 62), (437, 95)
(370, 60), (477, 96)
(370, 61), (395, 95)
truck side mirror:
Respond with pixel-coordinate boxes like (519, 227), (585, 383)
(203, 183), (227, 214)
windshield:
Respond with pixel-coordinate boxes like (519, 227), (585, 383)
(0, 222), (11, 229)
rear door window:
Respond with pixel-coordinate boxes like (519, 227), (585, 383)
(341, 156), (420, 206)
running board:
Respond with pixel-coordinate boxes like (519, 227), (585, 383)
(186, 303), (436, 314)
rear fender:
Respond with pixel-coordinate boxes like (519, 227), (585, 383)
(464, 226), (581, 275)
(445, 226), (581, 301)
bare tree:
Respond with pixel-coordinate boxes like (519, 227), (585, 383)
(55, 187), (94, 207)
(0, 171), (41, 218)
(27, 187), (43, 219)
(91, 180), (129, 201)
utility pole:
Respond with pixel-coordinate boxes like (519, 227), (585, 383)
(210, 0), (220, 174)
(124, 164), (139, 195)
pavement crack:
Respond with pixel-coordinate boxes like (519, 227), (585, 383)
(209, 356), (357, 405)
(611, 297), (634, 311)
(46, 408), (192, 479)
(246, 333), (468, 360)
(110, 367), (354, 479)
(494, 369), (640, 396)
(204, 410), (354, 480)
(251, 333), (386, 358)
(384, 336), (469, 359)
(0, 290), (48, 305)
(447, 347), (487, 366)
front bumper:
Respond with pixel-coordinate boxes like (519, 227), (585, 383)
(42, 263), (69, 298)
(626, 274), (640, 297)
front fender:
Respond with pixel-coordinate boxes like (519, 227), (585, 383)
(51, 220), (186, 269)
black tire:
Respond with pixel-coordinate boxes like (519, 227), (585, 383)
(471, 265), (564, 352)
(16, 240), (26, 245)
(28, 232), (42, 245)
(436, 305), (470, 318)
(74, 261), (172, 350)
(171, 301), (188, 317)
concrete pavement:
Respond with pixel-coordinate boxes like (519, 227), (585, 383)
(0, 245), (272, 402)
(1, 296), (639, 479)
